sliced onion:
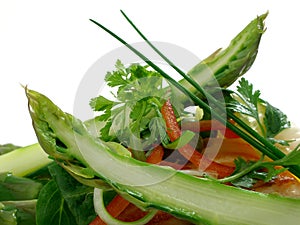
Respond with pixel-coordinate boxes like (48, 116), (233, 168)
(93, 188), (157, 225)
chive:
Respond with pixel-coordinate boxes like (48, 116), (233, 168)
(89, 14), (300, 178)
(119, 11), (289, 161)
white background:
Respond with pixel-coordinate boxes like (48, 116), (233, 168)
(1, 0), (299, 146)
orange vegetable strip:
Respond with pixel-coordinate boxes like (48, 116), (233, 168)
(159, 160), (195, 170)
(90, 146), (164, 225)
(146, 145), (164, 164)
(89, 216), (106, 225)
(89, 194), (130, 225)
(178, 144), (234, 178)
(182, 119), (240, 138)
(160, 100), (182, 142)
(161, 100), (234, 178)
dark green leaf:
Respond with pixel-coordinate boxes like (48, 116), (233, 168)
(0, 144), (21, 155)
(228, 78), (261, 120)
(275, 146), (300, 166)
(36, 180), (76, 225)
(2, 200), (37, 225)
(89, 96), (114, 111)
(0, 173), (43, 201)
(99, 121), (116, 142)
(0, 202), (17, 225)
(226, 78), (291, 144)
(143, 117), (168, 148)
(48, 164), (96, 225)
(264, 102), (290, 138)
(230, 175), (256, 188)
(236, 78), (261, 108)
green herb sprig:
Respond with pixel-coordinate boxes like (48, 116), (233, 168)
(89, 11), (300, 178)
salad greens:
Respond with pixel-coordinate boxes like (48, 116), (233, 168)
(225, 77), (291, 144)
(25, 87), (300, 225)
(36, 164), (96, 225)
(2, 10), (300, 225)
(217, 145), (300, 188)
(92, 10), (300, 177)
(90, 61), (168, 160)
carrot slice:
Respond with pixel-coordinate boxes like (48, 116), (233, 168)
(161, 100), (182, 142)
(146, 145), (164, 164)
(161, 100), (234, 178)
(182, 119), (240, 138)
(89, 194), (130, 225)
(178, 144), (234, 178)
(90, 146), (164, 225)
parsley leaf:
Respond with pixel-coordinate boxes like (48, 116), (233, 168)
(229, 157), (285, 188)
(264, 101), (290, 138)
(89, 60), (169, 159)
(226, 78), (291, 145)
(219, 145), (300, 188)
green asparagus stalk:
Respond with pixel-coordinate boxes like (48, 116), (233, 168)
(0, 144), (52, 177)
(1, 13), (266, 179)
(180, 12), (267, 100)
(120, 11), (266, 102)
(90, 12), (266, 106)
(25, 87), (300, 225)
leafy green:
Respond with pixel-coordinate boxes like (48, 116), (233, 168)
(90, 60), (169, 159)
(0, 144), (21, 155)
(219, 145), (300, 188)
(36, 180), (76, 225)
(228, 157), (285, 188)
(1, 200), (37, 225)
(36, 163), (96, 225)
(0, 172), (43, 201)
(0, 202), (17, 225)
(26, 87), (300, 225)
(264, 101), (290, 138)
(226, 78), (290, 144)
(48, 164), (96, 225)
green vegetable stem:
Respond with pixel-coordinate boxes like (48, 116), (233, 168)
(25, 87), (300, 225)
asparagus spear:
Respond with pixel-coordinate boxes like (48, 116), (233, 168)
(0, 12), (266, 178)
(25, 87), (300, 225)
(180, 12), (267, 101)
